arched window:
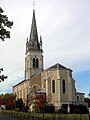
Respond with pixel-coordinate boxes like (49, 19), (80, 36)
(52, 80), (55, 93)
(62, 79), (65, 93)
(36, 58), (39, 68)
(33, 58), (35, 68)
(77, 95), (79, 101)
(33, 57), (39, 68)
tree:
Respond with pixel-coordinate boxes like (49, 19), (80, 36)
(0, 7), (13, 82)
(0, 68), (7, 82)
(88, 91), (90, 98)
(85, 97), (90, 108)
(15, 98), (24, 111)
(0, 93), (15, 104)
(0, 7), (13, 41)
(6, 99), (14, 110)
(0, 93), (15, 110)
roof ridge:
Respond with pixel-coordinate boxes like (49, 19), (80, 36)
(47, 63), (72, 71)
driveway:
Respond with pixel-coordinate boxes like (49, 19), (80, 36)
(0, 115), (19, 120)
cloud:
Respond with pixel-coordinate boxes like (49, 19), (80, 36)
(0, 0), (90, 93)
(0, 69), (24, 94)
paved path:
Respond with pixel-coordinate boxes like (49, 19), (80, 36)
(0, 115), (19, 120)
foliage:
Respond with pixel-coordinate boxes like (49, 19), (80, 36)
(15, 98), (24, 111)
(0, 68), (8, 82)
(0, 93), (15, 105)
(30, 93), (46, 112)
(0, 93), (15, 110)
(85, 97), (90, 107)
(43, 104), (55, 113)
(0, 94), (29, 111)
(22, 105), (29, 112)
(56, 108), (67, 113)
(2, 110), (89, 120)
(88, 91), (90, 98)
(6, 99), (14, 110)
(32, 102), (40, 113)
(71, 104), (88, 114)
(0, 7), (13, 41)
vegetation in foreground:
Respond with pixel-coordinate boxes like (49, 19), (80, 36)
(0, 93), (89, 120)
(0, 93), (90, 114)
(1, 110), (89, 120)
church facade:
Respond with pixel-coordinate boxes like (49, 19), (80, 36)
(13, 9), (87, 112)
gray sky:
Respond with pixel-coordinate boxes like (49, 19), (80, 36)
(0, 0), (90, 96)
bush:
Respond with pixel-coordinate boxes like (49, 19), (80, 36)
(71, 104), (88, 114)
(6, 105), (14, 110)
(56, 108), (67, 113)
(14, 108), (19, 111)
(43, 104), (55, 113)
(15, 98), (24, 111)
(22, 105), (29, 112)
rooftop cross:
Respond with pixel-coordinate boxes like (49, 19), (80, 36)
(33, 1), (35, 11)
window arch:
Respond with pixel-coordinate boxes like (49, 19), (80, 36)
(52, 80), (55, 93)
(62, 79), (65, 93)
(36, 58), (39, 68)
(33, 57), (39, 68)
(33, 58), (35, 68)
(77, 95), (79, 101)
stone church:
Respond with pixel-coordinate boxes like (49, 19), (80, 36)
(13, 9), (87, 112)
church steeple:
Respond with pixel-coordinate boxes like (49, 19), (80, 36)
(25, 8), (43, 79)
(27, 9), (41, 51)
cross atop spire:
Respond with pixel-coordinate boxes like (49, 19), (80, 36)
(33, 1), (35, 11)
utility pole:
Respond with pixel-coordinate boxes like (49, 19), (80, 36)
(0, 68), (8, 82)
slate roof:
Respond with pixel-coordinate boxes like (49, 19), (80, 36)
(13, 80), (26, 87)
(47, 63), (72, 71)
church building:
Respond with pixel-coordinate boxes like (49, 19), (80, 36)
(13, 9), (87, 112)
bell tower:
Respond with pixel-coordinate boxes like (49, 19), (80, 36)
(25, 9), (43, 80)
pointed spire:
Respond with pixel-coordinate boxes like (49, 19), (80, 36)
(26, 3), (43, 52)
(29, 8), (40, 50)
(26, 37), (28, 43)
(40, 35), (42, 43)
(26, 37), (29, 52)
(40, 35), (42, 50)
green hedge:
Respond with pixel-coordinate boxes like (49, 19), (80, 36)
(1, 110), (89, 120)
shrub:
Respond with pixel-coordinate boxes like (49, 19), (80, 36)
(56, 108), (67, 113)
(15, 98), (24, 111)
(22, 105), (29, 112)
(43, 104), (55, 113)
(71, 104), (88, 114)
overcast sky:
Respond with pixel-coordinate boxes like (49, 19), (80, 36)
(0, 0), (90, 97)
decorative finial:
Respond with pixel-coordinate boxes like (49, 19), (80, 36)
(27, 37), (28, 42)
(33, 1), (35, 11)
(40, 35), (42, 50)
(40, 35), (42, 43)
